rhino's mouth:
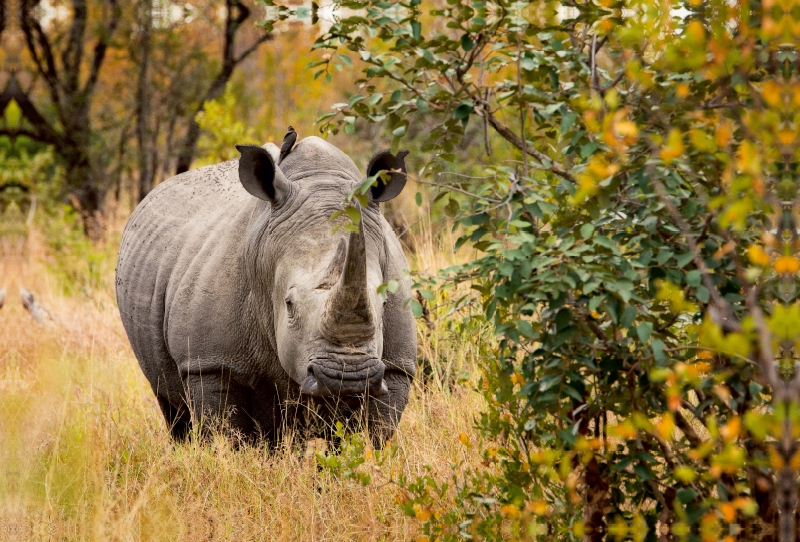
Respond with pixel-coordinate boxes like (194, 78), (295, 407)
(301, 354), (387, 398)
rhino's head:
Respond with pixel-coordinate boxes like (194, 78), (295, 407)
(236, 138), (409, 400)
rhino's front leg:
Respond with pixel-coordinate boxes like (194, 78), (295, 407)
(367, 371), (412, 448)
(185, 369), (256, 440)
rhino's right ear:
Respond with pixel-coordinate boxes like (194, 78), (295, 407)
(236, 144), (291, 203)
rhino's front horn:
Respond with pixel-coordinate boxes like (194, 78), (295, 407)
(320, 209), (376, 345)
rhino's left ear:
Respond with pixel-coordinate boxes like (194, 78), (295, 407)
(366, 150), (409, 202)
(236, 144), (291, 203)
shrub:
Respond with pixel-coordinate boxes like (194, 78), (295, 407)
(265, 0), (799, 538)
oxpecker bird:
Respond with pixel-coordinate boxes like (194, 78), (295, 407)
(279, 126), (297, 164)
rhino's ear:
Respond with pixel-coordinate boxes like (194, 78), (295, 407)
(366, 149), (409, 203)
(236, 144), (290, 203)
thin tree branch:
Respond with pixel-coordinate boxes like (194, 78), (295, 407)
(484, 110), (575, 182)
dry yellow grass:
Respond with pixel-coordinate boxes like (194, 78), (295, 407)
(0, 209), (485, 541)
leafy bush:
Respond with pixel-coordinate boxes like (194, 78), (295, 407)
(0, 148), (113, 294)
(196, 84), (259, 166)
(265, 0), (800, 539)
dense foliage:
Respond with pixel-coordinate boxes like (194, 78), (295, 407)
(267, 0), (800, 539)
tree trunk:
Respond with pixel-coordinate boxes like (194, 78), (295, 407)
(583, 456), (609, 542)
(135, 0), (155, 202)
(175, 0), (270, 174)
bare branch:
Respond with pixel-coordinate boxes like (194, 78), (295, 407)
(83, 0), (121, 95)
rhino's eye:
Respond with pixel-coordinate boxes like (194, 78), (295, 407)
(285, 298), (295, 319)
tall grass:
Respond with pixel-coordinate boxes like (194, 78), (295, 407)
(0, 204), (486, 541)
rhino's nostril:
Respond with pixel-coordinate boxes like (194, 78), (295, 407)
(301, 370), (331, 397)
(369, 379), (389, 397)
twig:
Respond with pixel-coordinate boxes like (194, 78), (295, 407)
(412, 176), (502, 203)
(651, 174), (737, 330)
(590, 35), (599, 94)
(484, 110), (575, 182)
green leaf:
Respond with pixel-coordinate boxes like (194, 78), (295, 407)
(444, 198), (460, 217)
(636, 322), (653, 343)
(561, 112), (577, 133)
(411, 21), (421, 41)
(460, 34), (474, 51)
(415, 192), (422, 206)
(676, 252), (695, 267)
(620, 305), (637, 328)
(345, 205), (361, 225)
(651, 339), (667, 365)
(517, 320), (533, 338)
(453, 103), (473, 120)
(348, 94), (365, 107)
(580, 224), (594, 239)
(335, 53), (352, 66)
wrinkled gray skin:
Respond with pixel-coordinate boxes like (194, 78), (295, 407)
(116, 137), (416, 445)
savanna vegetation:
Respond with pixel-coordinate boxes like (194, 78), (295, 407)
(1, 0), (800, 540)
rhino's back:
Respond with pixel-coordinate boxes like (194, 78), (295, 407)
(116, 159), (259, 398)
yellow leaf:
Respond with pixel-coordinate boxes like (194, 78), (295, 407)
(609, 420), (638, 439)
(719, 502), (736, 523)
(770, 448), (785, 469)
(616, 120), (638, 138)
(526, 500), (549, 516)
(500, 504), (520, 518)
(676, 83), (690, 98)
(720, 417), (741, 442)
(667, 388), (682, 411)
(660, 129), (685, 164)
(747, 245), (770, 266)
(458, 433), (471, 446)
(686, 21), (706, 44)
(414, 504), (432, 521)
(774, 256), (800, 275)
(736, 141), (761, 176)
(690, 129), (716, 153)
(583, 111), (600, 132)
(715, 121), (733, 147)
(655, 413), (676, 441)
(778, 129), (795, 145)
(762, 80), (783, 108)
(675, 465), (697, 482)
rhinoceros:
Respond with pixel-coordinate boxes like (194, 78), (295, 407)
(116, 136), (416, 445)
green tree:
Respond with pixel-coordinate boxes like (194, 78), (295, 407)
(267, 0), (800, 539)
